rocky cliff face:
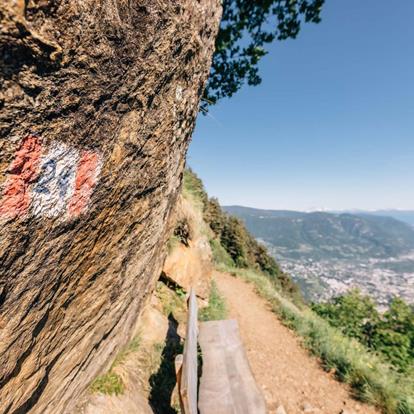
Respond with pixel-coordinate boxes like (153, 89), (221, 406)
(0, 1), (221, 413)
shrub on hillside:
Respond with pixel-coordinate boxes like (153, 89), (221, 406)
(182, 168), (208, 210)
(173, 218), (191, 247)
(313, 290), (414, 373)
(204, 197), (225, 235)
(220, 216), (249, 267)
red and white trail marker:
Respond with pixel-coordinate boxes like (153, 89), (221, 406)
(0, 135), (103, 221)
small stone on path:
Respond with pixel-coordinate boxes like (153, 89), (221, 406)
(303, 402), (321, 413)
(276, 405), (287, 414)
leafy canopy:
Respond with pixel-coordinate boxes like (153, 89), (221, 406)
(313, 290), (414, 373)
(204, 0), (325, 107)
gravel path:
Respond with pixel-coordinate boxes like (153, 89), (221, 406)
(215, 271), (380, 414)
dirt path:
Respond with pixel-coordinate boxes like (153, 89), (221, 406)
(215, 271), (380, 414)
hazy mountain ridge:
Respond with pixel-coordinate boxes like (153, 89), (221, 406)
(340, 210), (414, 227)
(224, 206), (414, 305)
(224, 206), (414, 260)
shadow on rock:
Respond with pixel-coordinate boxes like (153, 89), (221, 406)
(149, 313), (183, 414)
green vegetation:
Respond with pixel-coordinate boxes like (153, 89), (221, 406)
(90, 335), (141, 396)
(199, 280), (228, 322)
(168, 216), (192, 253)
(90, 371), (125, 396)
(182, 168), (208, 211)
(182, 169), (414, 413)
(313, 290), (414, 374)
(218, 266), (414, 414)
(205, 0), (324, 107)
(209, 237), (235, 268)
(183, 169), (301, 303)
(173, 218), (191, 247)
(113, 335), (141, 366)
(156, 280), (187, 323)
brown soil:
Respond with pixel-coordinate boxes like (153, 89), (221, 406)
(215, 271), (380, 414)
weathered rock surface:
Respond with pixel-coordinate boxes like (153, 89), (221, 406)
(78, 297), (170, 414)
(82, 393), (153, 414)
(0, 1), (221, 413)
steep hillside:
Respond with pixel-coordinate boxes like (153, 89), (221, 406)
(224, 206), (414, 260)
(184, 171), (302, 302)
(351, 210), (414, 228)
(177, 172), (414, 414)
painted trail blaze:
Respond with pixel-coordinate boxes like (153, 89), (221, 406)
(68, 151), (102, 218)
(31, 143), (79, 218)
(0, 136), (102, 221)
(0, 135), (42, 219)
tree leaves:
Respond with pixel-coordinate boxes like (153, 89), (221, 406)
(203, 0), (324, 109)
(313, 290), (414, 372)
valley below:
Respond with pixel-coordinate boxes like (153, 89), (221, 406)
(267, 246), (414, 307)
(225, 206), (414, 307)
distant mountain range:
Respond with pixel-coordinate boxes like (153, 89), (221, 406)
(224, 206), (414, 260)
(346, 210), (414, 227)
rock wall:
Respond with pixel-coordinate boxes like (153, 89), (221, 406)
(0, 1), (221, 413)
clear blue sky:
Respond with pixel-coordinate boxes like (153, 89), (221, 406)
(188, 0), (414, 211)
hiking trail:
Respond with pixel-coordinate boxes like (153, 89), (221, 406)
(215, 271), (380, 414)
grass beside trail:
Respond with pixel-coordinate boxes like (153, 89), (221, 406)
(89, 371), (124, 396)
(89, 335), (141, 396)
(199, 280), (228, 322)
(217, 264), (414, 414)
